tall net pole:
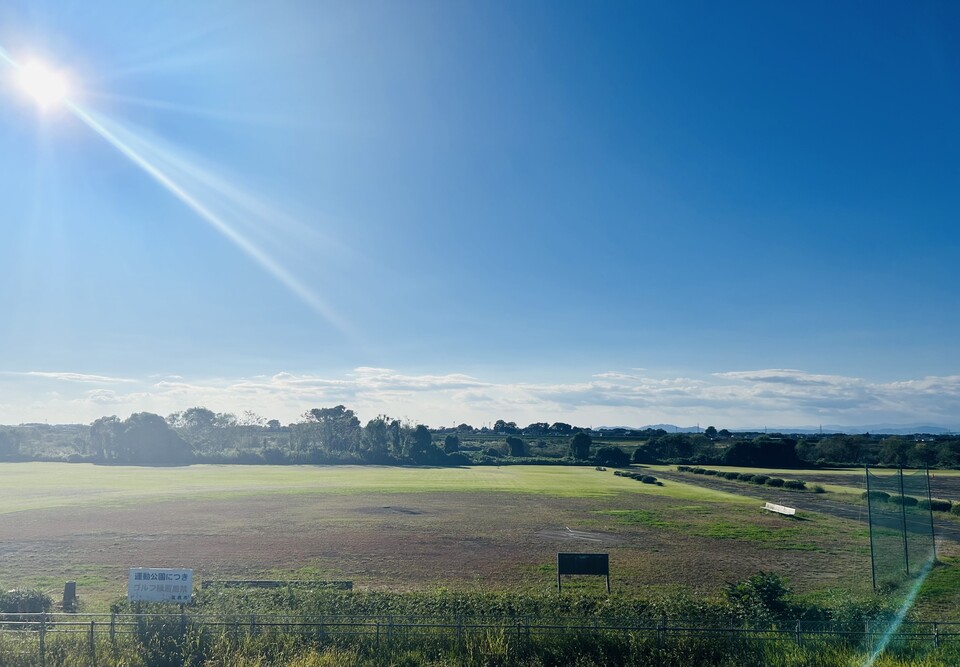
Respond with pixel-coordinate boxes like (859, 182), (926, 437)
(899, 467), (910, 577)
(865, 466), (877, 592)
(865, 466), (937, 592)
(926, 468), (937, 564)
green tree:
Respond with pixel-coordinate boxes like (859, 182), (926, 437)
(90, 415), (122, 460)
(301, 405), (361, 454)
(361, 416), (392, 461)
(167, 407), (237, 454)
(569, 432), (592, 459)
(505, 435), (526, 457)
(595, 445), (629, 467)
(879, 437), (912, 466)
(97, 413), (193, 465)
(443, 434), (460, 453)
(0, 429), (20, 460)
(407, 425), (435, 462)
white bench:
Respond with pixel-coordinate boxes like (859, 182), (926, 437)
(763, 502), (796, 516)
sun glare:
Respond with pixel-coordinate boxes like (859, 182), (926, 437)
(16, 59), (69, 109)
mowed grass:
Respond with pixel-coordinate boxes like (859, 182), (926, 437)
(0, 462), (751, 514)
(0, 463), (878, 609)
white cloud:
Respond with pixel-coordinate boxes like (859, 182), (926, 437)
(4, 371), (136, 384)
(0, 366), (958, 430)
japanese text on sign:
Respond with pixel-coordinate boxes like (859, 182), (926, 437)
(128, 568), (193, 603)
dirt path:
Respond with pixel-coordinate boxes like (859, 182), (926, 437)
(650, 469), (960, 544)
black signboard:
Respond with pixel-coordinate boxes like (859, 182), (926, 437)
(557, 553), (610, 592)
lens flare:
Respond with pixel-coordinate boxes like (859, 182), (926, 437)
(16, 60), (69, 109)
(0, 44), (347, 330)
(861, 559), (935, 667)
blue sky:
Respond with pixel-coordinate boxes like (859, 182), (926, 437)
(1, 1), (958, 428)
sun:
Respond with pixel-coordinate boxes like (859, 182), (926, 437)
(16, 59), (69, 109)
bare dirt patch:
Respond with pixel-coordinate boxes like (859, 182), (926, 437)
(355, 506), (426, 516)
(0, 485), (874, 605)
(536, 527), (625, 545)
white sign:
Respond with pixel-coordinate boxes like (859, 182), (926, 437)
(128, 568), (193, 603)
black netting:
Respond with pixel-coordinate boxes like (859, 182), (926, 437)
(865, 468), (936, 592)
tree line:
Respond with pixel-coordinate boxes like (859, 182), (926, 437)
(0, 409), (958, 469)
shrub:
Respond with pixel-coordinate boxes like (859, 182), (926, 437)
(691, 467), (706, 474)
(862, 491), (890, 502)
(723, 471), (741, 480)
(445, 452), (472, 466)
(676, 465), (691, 472)
(738, 473), (755, 482)
(482, 447), (503, 458)
(751, 475), (770, 485)
(725, 572), (792, 622)
(811, 484), (826, 494)
(641, 475), (657, 484)
(0, 589), (52, 614)
(918, 498), (952, 512)
(890, 495), (918, 507)
(595, 445), (630, 467)
(766, 478), (785, 487)
(703, 469), (718, 476)
(783, 480), (807, 490)
(952, 503), (960, 516)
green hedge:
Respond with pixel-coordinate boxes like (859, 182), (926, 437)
(918, 498), (952, 512)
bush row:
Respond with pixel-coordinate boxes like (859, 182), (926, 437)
(675, 467), (818, 492)
(860, 491), (954, 512)
(613, 470), (661, 485)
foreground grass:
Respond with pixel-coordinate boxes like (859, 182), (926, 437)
(2, 637), (956, 667)
(0, 583), (956, 667)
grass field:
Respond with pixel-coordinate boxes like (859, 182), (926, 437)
(0, 462), (939, 613)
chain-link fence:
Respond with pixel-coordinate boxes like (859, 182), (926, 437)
(865, 467), (937, 592)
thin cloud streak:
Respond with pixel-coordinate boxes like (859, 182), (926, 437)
(2, 371), (135, 384)
(1, 367), (959, 430)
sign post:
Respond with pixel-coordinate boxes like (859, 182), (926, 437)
(557, 553), (610, 593)
(127, 568), (193, 604)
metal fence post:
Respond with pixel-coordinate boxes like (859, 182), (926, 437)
(109, 613), (116, 645)
(39, 612), (46, 667)
(795, 620), (802, 646)
(933, 622), (939, 649)
(89, 620), (97, 667)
